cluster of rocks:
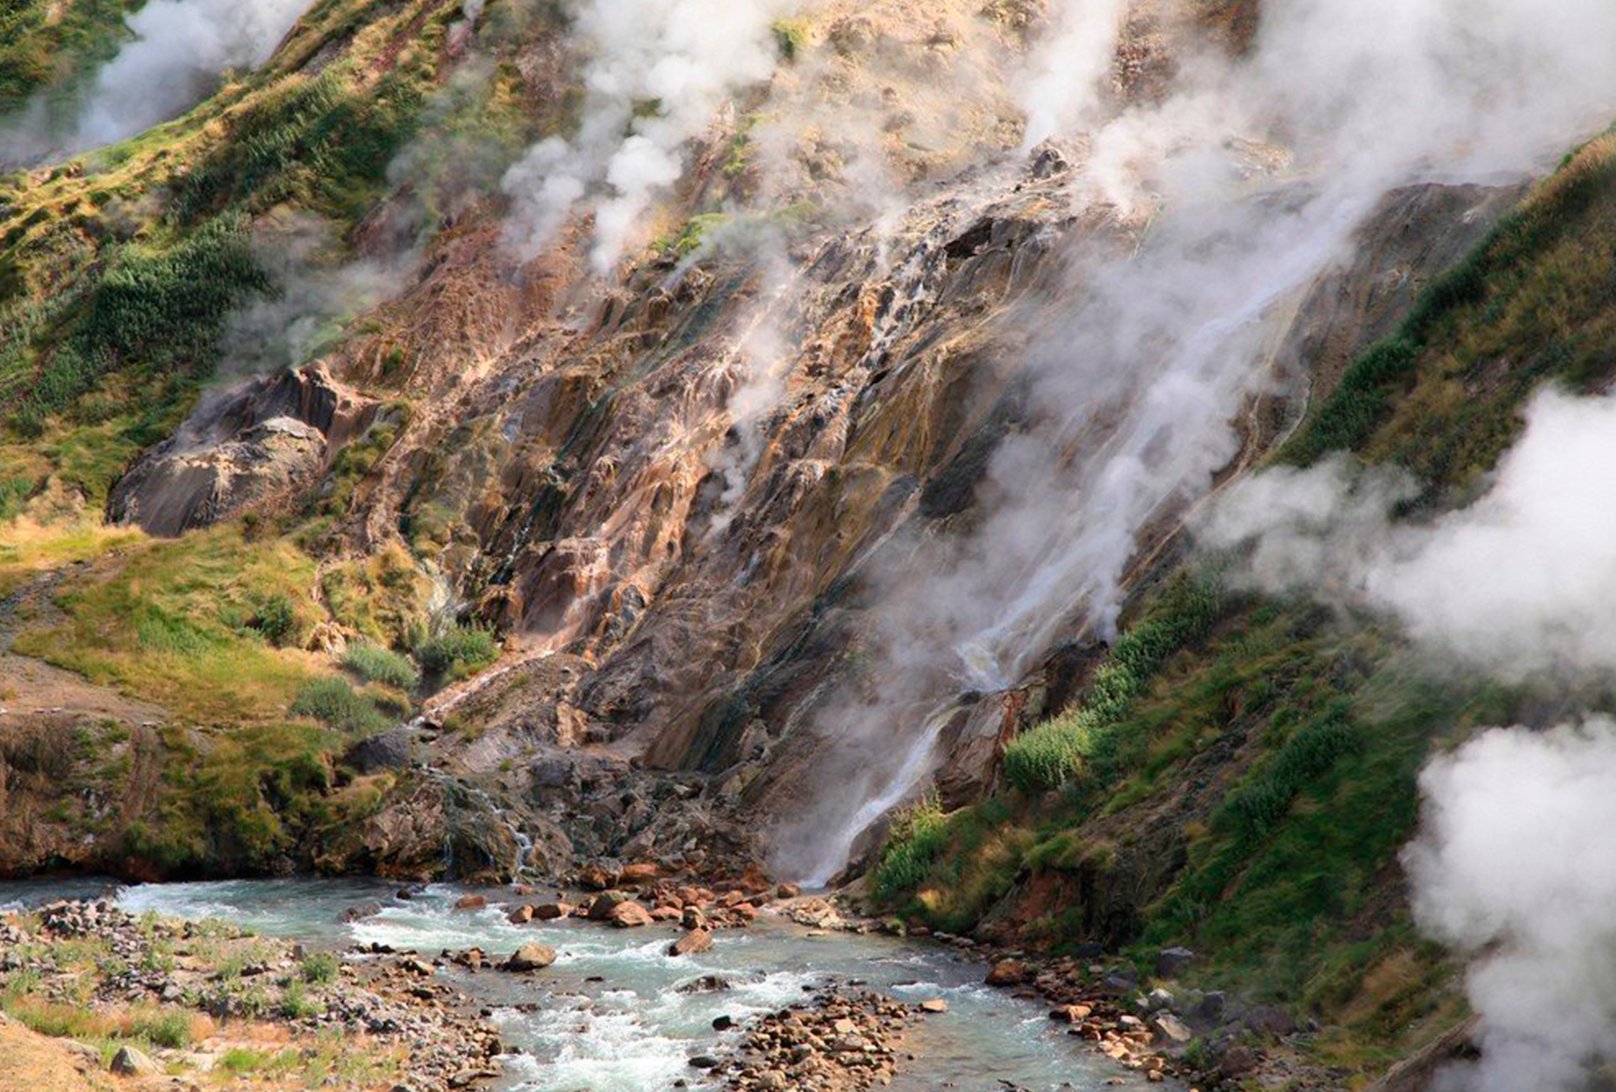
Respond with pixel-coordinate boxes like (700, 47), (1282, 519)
(3, 899), (504, 1091)
(698, 989), (923, 1091)
(965, 944), (1308, 1089)
(457, 872), (804, 953)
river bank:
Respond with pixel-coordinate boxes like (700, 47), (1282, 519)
(0, 877), (1188, 1091)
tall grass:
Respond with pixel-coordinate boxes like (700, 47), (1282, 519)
(1003, 578), (1221, 793)
(342, 642), (420, 691)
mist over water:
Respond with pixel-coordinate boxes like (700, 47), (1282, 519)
(772, 0), (1616, 883)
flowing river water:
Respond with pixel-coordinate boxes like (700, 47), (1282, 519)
(0, 877), (1174, 1091)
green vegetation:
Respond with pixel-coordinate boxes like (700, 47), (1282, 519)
(1003, 577), (1220, 792)
(0, 0), (135, 114)
(10, 215), (271, 435)
(291, 677), (391, 734)
(1285, 131), (1616, 484)
(771, 19), (810, 63)
(342, 642), (420, 691)
(299, 950), (340, 985)
(172, 67), (427, 225)
(415, 622), (499, 680)
(12, 523), (322, 724)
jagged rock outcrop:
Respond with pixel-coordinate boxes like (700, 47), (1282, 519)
(108, 364), (377, 536)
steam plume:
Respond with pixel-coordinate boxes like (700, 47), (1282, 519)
(776, 0), (1616, 882)
(2, 0), (309, 166)
(501, 0), (797, 273)
(1405, 720), (1616, 1092)
(1200, 390), (1616, 680)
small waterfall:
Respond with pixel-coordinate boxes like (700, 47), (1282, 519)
(798, 699), (963, 888)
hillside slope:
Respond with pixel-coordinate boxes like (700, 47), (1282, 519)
(3, 2), (1616, 1087)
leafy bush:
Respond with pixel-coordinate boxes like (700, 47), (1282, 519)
(1003, 579), (1221, 793)
(291, 678), (389, 734)
(415, 623), (499, 679)
(299, 950), (339, 985)
(342, 642), (419, 690)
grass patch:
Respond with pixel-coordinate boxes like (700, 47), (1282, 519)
(342, 642), (420, 691)
(415, 622), (499, 681)
(291, 677), (391, 734)
(11, 522), (323, 724)
(1003, 577), (1221, 792)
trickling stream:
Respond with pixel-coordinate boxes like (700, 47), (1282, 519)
(0, 877), (1172, 1092)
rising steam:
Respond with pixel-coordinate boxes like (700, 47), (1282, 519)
(1405, 721), (1616, 1092)
(1200, 390), (1616, 680)
(501, 0), (797, 273)
(1, 0), (309, 166)
(775, 0), (1616, 883)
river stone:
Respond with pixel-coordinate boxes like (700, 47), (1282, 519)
(453, 894), (486, 911)
(984, 959), (1028, 986)
(533, 902), (572, 920)
(506, 943), (556, 971)
(669, 929), (713, 956)
(919, 998), (949, 1013)
(110, 1046), (160, 1076)
(508, 904), (534, 924)
(606, 901), (654, 928)
(586, 891), (632, 920)
(1155, 946), (1196, 977)
(1150, 1012), (1194, 1045)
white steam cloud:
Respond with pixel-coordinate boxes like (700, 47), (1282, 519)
(1205, 390), (1616, 1087)
(1, 0), (309, 166)
(1201, 390), (1616, 681)
(778, 0), (1616, 883)
(1017, 0), (1128, 149)
(500, 0), (796, 273)
(1405, 720), (1616, 1092)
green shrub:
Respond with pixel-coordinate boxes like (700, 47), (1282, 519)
(299, 950), (339, 985)
(254, 593), (297, 647)
(342, 642), (420, 690)
(128, 1009), (192, 1049)
(415, 623), (499, 679)
(278, 979), (323, 1019)
(290, 678), (389, 734)
(1003, 579), (1220, 792)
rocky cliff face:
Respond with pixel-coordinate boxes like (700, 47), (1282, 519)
(0, 0), (1506, 884)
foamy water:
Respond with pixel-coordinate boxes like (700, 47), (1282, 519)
(2, 877), (1171, 1091)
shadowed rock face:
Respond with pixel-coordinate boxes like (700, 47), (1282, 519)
(108, 364), (376, 537)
